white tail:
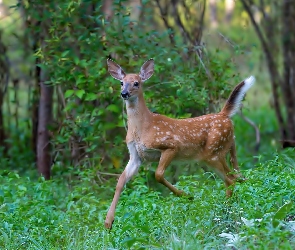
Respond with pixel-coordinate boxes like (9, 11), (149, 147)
(105, 58), (255, 229)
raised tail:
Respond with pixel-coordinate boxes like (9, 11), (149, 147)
(221, 76), (255, 117)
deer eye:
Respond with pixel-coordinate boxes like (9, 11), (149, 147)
(134, 82), (139, 87)
(120, 81), (123, 86)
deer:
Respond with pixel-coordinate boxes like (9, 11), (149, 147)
(104, 58), (255, 229)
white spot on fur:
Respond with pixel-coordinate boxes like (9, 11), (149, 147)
(174, 135), (180, 141)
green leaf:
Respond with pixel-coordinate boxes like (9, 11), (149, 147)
(272, 201), (293, 227)
(64, 90), (74, 98)
(61, 50), (70, 57)
(18, 185), (27, 192)
(75, 89), (85, 99)
(121, 237), (148, 248)
(106, 104), (120, 113)
(85, 93), (97, 101)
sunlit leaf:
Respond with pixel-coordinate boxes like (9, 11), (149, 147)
(75, 89), (85, 99)
(64, 89), (74, 98)
(111, 157), (121, 169)
(106, 104), (120, 113)
(85, 93), (97, 101)
(273, 202), (293, 227)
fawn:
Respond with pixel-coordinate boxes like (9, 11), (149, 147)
(105, 58), (255, 229)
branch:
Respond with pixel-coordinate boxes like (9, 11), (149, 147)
(171, 0), (192, 44)
(280, 140), (295, 148)
(194, 0), (206, 45)
(258, 0), (266, 18)
(154, 0), (175, 45)
(218, 32), (236, 48)
(97, 171), (120, 177)
(239, 110), (260, 155)
(240, 0), (269, 60)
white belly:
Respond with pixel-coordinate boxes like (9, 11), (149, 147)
(135, 143), (161, 162)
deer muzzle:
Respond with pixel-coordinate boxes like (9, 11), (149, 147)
(121, 84), (130, 99)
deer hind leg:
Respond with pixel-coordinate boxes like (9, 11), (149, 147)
(155, 149), (185, 196)
(229, 141), (246, 182)
(105, 143), (141, 229)
(205, 157), (238, 197)
(229, 140), (239, 172)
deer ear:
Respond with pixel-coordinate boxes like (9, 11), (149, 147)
(139, 59), (154, 82)
(107, 59), (126, 81)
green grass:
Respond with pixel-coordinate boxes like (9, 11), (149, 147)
(0, 148), (294, 249)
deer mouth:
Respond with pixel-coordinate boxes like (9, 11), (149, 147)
(121, 92), (130, 100)
(121, 95), (130, 100)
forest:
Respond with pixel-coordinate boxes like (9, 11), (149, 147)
(0, 0), (294, 249)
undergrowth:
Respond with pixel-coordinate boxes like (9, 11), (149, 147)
(0, 149), (294, 249)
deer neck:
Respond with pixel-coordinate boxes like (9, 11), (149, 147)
(125, 92), (151, 132)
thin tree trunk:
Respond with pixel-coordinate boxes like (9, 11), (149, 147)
(209, 0), (218, 28)
(0, 30), (8, 154)
(282, 0), (295, 146)
(102, 0), (113, 21)
(32, 58), (40, 161)
(225, 0), (235, 24)
(129, 0), (142, 23)
(36, 4), (53, 179)
(37, 68), (53, 179)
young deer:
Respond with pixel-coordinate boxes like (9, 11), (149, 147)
(105, 59), (255, 229)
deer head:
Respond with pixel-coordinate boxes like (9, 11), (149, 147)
(107, 59), (154, 101)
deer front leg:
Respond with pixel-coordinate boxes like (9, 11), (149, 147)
(105, 142), (141, 229)
(155, 149), (185, 196)
(105, 170), (128, 229)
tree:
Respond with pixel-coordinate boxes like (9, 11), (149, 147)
(241, 0), (295, 148)
(0, 30), (8, 155)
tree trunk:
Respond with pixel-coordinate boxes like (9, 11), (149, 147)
(102, 0), (114, 21)
(209, 0), (218, 28)
(225, 0), (235, 24)
(36, 4), (53, 179)
(0, 30), (8, 155)
(128, 0), (142, 23)
(281, 0), (295, 147)
(37, 68), (53, 179)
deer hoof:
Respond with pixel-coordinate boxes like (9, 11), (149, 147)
(188, 195), (194, 201)
(105, 218), (114, 230)
(180, 191), (193, 200)
(237, 176), (248, 183)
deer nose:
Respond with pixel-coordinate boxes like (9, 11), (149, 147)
(121, 91), (130, 99)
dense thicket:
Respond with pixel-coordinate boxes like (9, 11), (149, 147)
(0, 0), (241, 178)
(0, 0), (294, 180)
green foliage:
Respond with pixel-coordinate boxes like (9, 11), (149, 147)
(0, 150), (294, 249)
(1, 0), (273, 177)
(29, 0), (242, 171)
